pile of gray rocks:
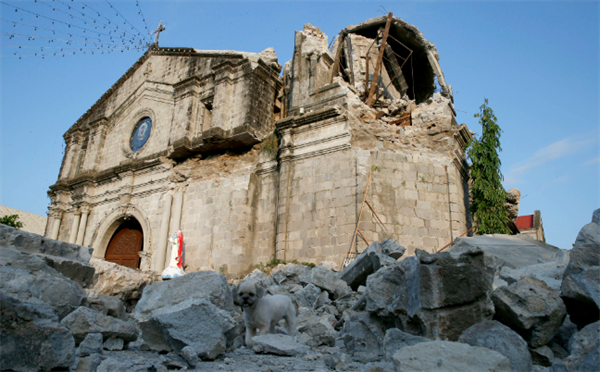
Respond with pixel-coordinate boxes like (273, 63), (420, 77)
(1, 209), (598, 372)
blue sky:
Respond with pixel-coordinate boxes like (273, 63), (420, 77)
(1, 1), (598, 249)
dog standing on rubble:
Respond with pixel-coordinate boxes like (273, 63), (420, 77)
(232, 281), (296, 348)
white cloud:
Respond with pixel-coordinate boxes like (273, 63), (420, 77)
(504, 137), (595, 186)
(584, 156), (600, 166)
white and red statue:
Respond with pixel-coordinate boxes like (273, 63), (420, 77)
(161, 230), (185, 279)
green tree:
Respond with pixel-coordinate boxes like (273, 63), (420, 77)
(0, 214), (23, 229)
(467, 99), (511, 235)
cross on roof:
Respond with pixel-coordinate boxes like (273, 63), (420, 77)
(152, 20), (166, 47)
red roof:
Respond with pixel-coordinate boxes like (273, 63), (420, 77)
(516, 215), (534, 230)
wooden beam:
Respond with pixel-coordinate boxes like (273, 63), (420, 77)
(366, 13), (393, 107)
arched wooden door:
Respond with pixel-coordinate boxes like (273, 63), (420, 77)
(105, 219), (143, 269)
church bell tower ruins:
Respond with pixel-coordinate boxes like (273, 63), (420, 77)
(46, 15), (473, 278)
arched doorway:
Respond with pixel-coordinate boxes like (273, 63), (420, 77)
(105, 218), (143, 269)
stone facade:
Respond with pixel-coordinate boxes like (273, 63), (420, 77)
(46, 16), (472, 278)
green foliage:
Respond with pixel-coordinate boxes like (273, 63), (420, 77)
(467, 99), (511, 235)
(261, 131), (279, 160)
(255, 258), (315, 275)
(0, 214), (23, 229)
(371, 165), (381, 172)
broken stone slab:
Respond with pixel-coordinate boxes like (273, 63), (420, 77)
(338, 240), (403, 291)
(382, 328), (428, 362)
(448, 234), (570, 292)
(134, 270), (233, 324)
(299, 265), (351, 299)
(60, 306), (138, 344)
(561, 209), (600, 329)
(0, 223), (93, 263)
(251, 334), (309, 356)
(0, 292), (76, 372)
(294, 282), (322, 308)
(41, 254), (96, 288)
(86, 295), (128, 321)
(269, 263), (311, 287)
(392, 340), (512, 372)
(492, 276), (567, 348)
(339, 311), (391, 362)
(73, 354), (104, 372)
(78, 333), (104, 357)
(87, 257), (153, 310)
(0, 246), (85, 319)
(297, 313), (337, 347)
(137, 297), (234, 358)
(458, 320), (533, 372)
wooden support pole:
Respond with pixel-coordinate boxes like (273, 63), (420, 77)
(366, 13), (393, 107)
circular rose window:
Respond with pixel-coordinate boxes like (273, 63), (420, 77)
(130, 117), (152, 152)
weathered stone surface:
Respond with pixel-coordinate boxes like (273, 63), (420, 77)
(294, 283), (322, 308)
(73, 354), (104, 372)
(137, 297), (234, 358)
(243, 269), (274, 288)
(134, 270), (233, 323)
(382, 328), (428, 362)
(251, 334), (309, 356)
(0, 246), (85, 319)
(448, 234), (569, 292)
(551, 315), (578, 353)
(339, 241), (403, 291)
(380, 239), (406, 259)
(297, 313), (337, 347)
(299, 265), (351, 299)
(0, 292), (76, 372)
(458, 320), (532, 372)
(561, 209), (600, 328)
(271, 264), (310, 286)
(365, 256), (420, 318)
(531, 346), (554, 367)
(42, 254), (96, 288)
(103, 337), (125, 351)
(392, 341), (511, 372)
(551, 321), (600, 372)
(339, 311), (389, 362)
(492, 277), (567, 348)
(61, 306), (138, 344)
(87, 257), (153, 309)
(339, 242), (381, 290)
(78, 332), (104, 357)
(0, 223), (93, 263)
(87, 295), (128, 320)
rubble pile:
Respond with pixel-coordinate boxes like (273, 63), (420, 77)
(0, 210), (598, 371)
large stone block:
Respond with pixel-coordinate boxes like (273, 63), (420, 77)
(492, 277), (567, 348)
(0, 246), (85, 319)
(561, 209), (600, 328)
(299, 265), (351, 299)
(339, 311), (390, 362)
(448, 234), (570, 292)
(0, 293), (76, 372)
(458, 320), (532, 372)
(137, 298), (235, 358)
(382, 328), (428, 362)
(134, 270), (233, 323)
(392, 341), (511, 372)
(551, 321), (600, 372)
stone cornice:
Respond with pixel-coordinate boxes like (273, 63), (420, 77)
(49, 156), (164, 192)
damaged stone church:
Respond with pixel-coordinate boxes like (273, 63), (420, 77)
(45, 15), (472, 278)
